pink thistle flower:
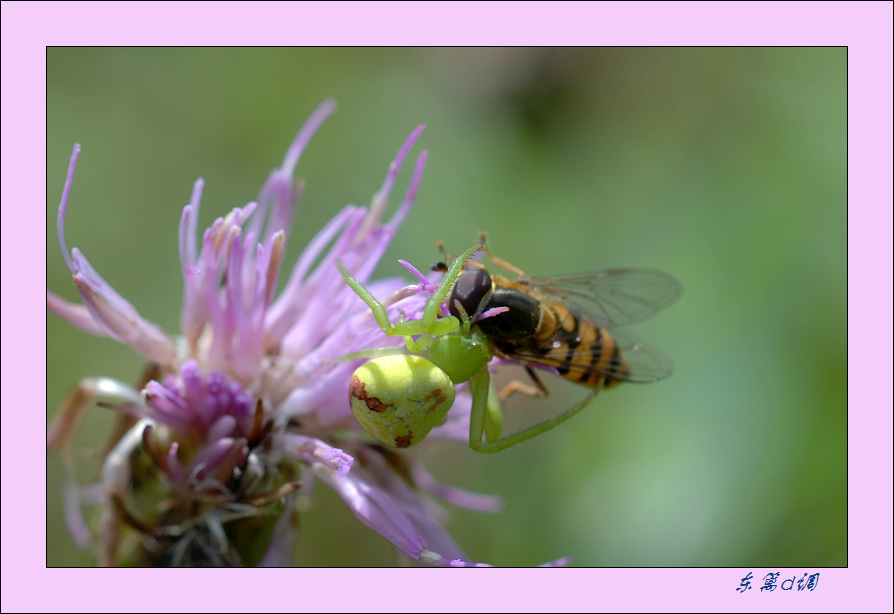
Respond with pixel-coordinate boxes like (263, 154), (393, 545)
(47, 101), (505, 567)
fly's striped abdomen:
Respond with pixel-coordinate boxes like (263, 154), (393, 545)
(541, 304), (631, 388)
(453, 268), (668, 389)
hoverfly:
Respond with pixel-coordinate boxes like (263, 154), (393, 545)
(339, 239), (681, 453)
(441, 245), (682, 397)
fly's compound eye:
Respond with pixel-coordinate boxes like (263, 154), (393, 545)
(448, 269), (493, 320)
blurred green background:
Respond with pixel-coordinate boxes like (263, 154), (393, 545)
(47, 47), (845, 567)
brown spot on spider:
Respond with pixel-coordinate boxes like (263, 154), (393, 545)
(349, 375), (392, 413)
(421, 388), (446, 412)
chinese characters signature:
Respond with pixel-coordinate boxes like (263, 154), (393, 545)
(736, 572), (820, 593)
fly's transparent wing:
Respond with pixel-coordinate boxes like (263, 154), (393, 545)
(608, 327), (675, 382)
(524, 268), (682, 328)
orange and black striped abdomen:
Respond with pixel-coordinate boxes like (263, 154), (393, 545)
(532, 304), (630, 388)
(475, 281), (632, 389)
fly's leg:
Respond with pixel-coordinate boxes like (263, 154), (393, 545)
(497, 365), (550, 403)
(476, 231), (528, 278)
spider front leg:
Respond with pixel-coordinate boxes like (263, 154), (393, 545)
(336, 261), (459, 353)
(468, 372), (605, 454)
